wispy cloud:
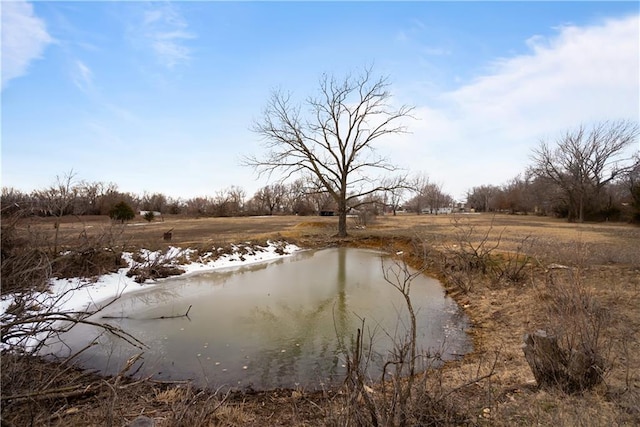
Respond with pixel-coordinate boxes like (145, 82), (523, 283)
(1, 0), (53, 90)
(395, 18), (449, 57)
(390, 14), (640, 198)
(71, 59), (94, 94)
(138, 3), (196, 69)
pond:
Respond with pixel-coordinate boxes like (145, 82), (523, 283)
(48, 248), (472, 390)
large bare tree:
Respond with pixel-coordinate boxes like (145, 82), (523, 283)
(245, 67), (414, 237)
(531, 120), (639, 222)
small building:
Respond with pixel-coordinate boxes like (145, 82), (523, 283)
(421, 207), (453, 215)
(139, 210), (163, 221)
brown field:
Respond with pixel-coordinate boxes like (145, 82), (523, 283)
(2, 213), (639, 426)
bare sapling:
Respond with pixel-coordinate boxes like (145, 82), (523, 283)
(379, 255), (423, 426)
(341, 316), (380, 426)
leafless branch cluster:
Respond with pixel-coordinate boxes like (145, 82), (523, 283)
(333, 254), (496, 426)
(246, 66), (415, 236)
(531, 120), (639, 222)
(436, 216), (537, 293)
(525, 265), (612, 392)
(126, 248), (186, 283)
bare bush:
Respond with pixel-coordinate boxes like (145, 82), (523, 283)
(490, 235), (536, 284)
(436, 216), (536, 292)
(525, 266), (611, 392)
(126, 248), (186, 283)
(1, 213), (53, 294)
(332, 253), (495, 426)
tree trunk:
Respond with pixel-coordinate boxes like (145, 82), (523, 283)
(337, 208), (348, 237)
(578, 193), (584, 223)
(522, 330), (604, 392)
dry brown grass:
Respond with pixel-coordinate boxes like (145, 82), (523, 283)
(2, 213), (639, 426)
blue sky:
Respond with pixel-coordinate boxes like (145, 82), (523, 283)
(2, 1), (639, 201)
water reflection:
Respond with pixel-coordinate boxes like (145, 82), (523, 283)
(47, 248), (471, 390)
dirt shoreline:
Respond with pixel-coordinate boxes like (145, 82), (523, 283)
(2, 213), (639, 426)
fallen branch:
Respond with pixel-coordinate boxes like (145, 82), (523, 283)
(153, 305), (192, 319)
(101, 305), (192, 321)
(437, 350), (499, 401)
(2, 312), (147, 350)
(1, 384), (98, 402)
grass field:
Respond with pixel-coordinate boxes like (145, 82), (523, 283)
(2, 213), (639, 426)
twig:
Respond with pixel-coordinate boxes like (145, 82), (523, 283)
(437, 351), (499, 401)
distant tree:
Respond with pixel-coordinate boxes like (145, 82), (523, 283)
(227, 186), (246, 216)
(626, 154), (640, 223)
(109, 201), (135, 224)
(35, 170), (80, 253)
(245, 66), (414, 237)
(423, 182), (452, 214)
(252, 184), (287, 215)
(531, 120), (639, 222)
(143, 211), (155, 222)
(500, 174), (535, 214)
(165, 197), (184, 215)
(1, 187), (30, 216)
(407, 173), (430, 214)
(141, 192), (167, 213)
(210, 186), (246, 217)
(75, 181), (104, 215)
(184, 196), (210, 217)
(284, 178), (315, 215)
(382, 175), (407, 216)
(466, 185), (501, 212)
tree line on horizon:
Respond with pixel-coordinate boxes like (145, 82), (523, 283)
(2, 68), (639, 226)
(2, 148), (639, 224)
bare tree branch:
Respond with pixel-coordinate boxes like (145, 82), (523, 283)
(244, 66), (415, 236)
(530, 120), (639, 222)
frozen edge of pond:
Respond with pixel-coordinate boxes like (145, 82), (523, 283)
(0, 241), (301, 349)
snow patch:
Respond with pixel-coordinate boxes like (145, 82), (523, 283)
(0, 241), (301, 350)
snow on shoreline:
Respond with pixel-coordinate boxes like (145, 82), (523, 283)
(0, 241), (301, 319)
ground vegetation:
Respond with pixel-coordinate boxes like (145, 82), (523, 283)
(1, 212), (638, 426)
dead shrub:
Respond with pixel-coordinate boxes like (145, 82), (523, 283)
(437, 216), (504, 293)
(1, 215), (52, 294)
(329, 254), (495, 426)
(52, 247), (126, 279)
(490, 236), (536, 284)
(126, 248), (186, 283)
(525, 266), (611, 393)
(2, 213), (130, 293)
(429, 217), (537, 293)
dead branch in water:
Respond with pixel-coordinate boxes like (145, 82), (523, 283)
(101, 305), (192, 321)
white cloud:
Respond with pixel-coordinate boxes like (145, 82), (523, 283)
(394, 14), (640, 200)
(1, 0), (53, 89)
(448, 14), (639, 132)
(72, 59), (94, 93)
(139, 4), (196, 69)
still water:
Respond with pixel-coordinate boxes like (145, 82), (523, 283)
(50, 248), (471, 390)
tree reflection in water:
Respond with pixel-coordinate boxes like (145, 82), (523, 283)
(46, 248), (472, 390)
